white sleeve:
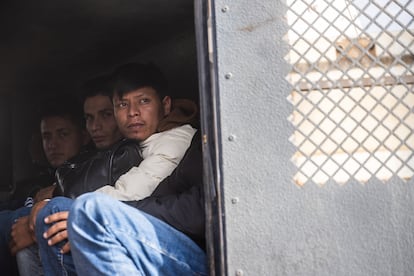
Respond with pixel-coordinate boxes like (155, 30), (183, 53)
(95, 125), (196, 201)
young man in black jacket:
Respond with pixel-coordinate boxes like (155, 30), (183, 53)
(15, 75), (142, 276)
(41, 132), (206, 275)
(34, 63), (206, 275)
(0, 96), (90, 276)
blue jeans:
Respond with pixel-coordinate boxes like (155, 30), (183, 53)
(35, 197), (76, 276)
(37, 194), (207, 275)
(16, 244), (44, 276)
(0, 206), (31, 275)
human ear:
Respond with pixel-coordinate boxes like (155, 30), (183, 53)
(162, 96), (172, 116)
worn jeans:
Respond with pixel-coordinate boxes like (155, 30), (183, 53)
(70, 193), (208, 275)
(36, 194), (207, 275)
(35, 197), (76, 276)
(16, 244), (43, 276)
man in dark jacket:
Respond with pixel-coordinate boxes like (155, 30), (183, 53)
(0, 95), (90, 276)
(35, 63), (206, 275)
(38, 132), (206, 275)
(15, 74), (141, 276)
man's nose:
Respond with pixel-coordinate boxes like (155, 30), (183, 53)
(46, 137), (57, 150)
(128, 105), (140, 117)
(91, 118), (102, 131)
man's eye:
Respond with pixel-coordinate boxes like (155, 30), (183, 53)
(59, 132), (69, 138)
(116, 102), (128, 108)
(139, 98), (150, 104)
(103, 111), (113, 118)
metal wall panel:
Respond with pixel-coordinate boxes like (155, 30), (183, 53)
(211, 0), (414, 274)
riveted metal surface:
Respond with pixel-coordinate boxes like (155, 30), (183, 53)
(212, 0), (414, 274)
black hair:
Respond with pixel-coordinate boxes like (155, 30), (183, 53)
(111, 62), (169, 100)
(79, 74), (112, 104)
(37, 94), (85, 130)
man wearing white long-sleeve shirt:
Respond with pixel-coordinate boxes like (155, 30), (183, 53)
(97, 124), (195, 200)
(32, 62), (199, 275)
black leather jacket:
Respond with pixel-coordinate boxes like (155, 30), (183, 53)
(54, 139), (142, 199)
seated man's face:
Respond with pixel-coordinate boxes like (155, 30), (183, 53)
(113, 87), (171, 141)
(41, 116), (87, 168)
(84, 95), (123, 149)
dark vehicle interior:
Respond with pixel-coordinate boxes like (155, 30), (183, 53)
(0, 0), (200, 199)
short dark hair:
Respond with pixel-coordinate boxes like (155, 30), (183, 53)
(111, 62), (169, 100)
(79, 74), (112, 104)
(38, 95), (85, 130)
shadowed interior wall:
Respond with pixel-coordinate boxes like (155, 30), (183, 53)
(126, 29), (199, 103)
(0, 95), (12, 193)
(9, 30), (198, 191)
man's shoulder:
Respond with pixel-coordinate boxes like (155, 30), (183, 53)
(141, 124), (196, 151)
(153, 124), (196, 142)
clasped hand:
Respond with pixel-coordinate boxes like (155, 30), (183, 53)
(30, 201), (71, 254)
(40, 210), (71, 254)
(9, 201), (71, 255)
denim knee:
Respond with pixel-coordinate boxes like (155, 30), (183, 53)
(69, 193), (110, 223)
(35, 197), (73, 241)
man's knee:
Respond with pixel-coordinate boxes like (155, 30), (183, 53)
(37, 197), (72, 219)
(71, 192), (107, 213)
(69, 193), (147, 233)
(69, 193), (109, 225)
(35, 196), (73, 238)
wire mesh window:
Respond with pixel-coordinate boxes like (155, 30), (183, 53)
(286, 0), (414, 185)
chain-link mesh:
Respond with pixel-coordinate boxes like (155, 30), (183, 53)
(287, 0), (414, 185)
